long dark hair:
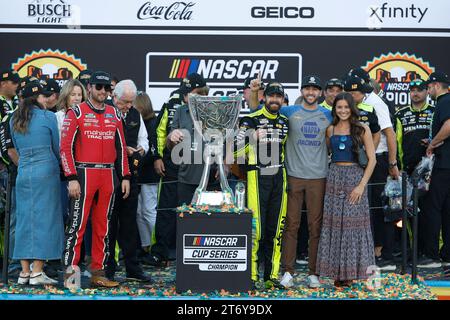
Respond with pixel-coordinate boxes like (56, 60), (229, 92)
(331, 92), (366, 160)
(13, 95), (44, 134)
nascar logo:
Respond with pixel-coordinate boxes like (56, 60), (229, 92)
(168, 58), (279, 80)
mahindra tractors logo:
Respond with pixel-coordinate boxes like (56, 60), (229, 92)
(137, 1), (195, 20)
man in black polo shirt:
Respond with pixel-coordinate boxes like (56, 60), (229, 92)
(420, 72), (450, 270)
(106, 79), (151, 282)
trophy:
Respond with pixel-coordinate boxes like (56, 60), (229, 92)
(188, 94), (242, 207)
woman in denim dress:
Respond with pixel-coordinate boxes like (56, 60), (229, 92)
(10, 82), (63, 285)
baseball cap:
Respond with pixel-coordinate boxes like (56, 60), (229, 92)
(344, 76), (372, 94)
(43, 78), (61, 96)
(325, 78), (344, 89)
(77, 69), (93, 86)
(425, 71), (449, 85)
(21, 81), (44, 99)
(301, 75), (322, 90)
(180, 73), (207, 94)
(264, 81), (285, 96)
(409, 78), (427, 90)
(89, 71), (112, 85)
(238, 77), (265, 90)
(0, 69), (20, 83)
(17, 76), (38, 95)
(347, 67), (370, 83)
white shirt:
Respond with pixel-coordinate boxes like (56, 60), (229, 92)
(364, 92), (392, 154)
(55, 110), (66, 139)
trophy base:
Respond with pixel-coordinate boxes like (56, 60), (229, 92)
(192, 191), (234, 207)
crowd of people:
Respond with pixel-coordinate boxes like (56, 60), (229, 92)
(0, 65), (448, 291)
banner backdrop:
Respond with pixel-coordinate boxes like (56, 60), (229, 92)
(1, 0), (449, 111)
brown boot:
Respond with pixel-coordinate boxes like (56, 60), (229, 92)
(90, 270), (119, 288)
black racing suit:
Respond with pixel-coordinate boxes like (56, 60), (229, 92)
(235, 106), (289, 282)
(150, 89), (184, 262)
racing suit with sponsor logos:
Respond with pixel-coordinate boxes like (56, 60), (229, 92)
(60, 100), (130, 271)
(234, 106), (289, 282)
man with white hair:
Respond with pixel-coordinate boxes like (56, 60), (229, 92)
(105, 79), (151, 282)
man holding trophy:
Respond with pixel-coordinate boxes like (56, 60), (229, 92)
(235, 82), (289, 289)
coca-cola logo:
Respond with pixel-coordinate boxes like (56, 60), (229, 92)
(137, 1), (195, 20)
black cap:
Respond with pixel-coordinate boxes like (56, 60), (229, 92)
(264, 81), (285, 96)
(301, 75), (322, 90)
(347, 67), (370, 83)
(0, 69), (20, 83)
(17, 76), (38, 95)
(77, 69), (93, 86)
(239, 77), (265, 90)
(344, 76), (372, 94)
(425, 71), (449, 85)
(21, 82), (44, 99)
(409, 78), (427, 90)
(325, 78), (344, 89)
(89, 71), (112, 85)
(43, 79), (61, 96)
(180, 73), (207, 94)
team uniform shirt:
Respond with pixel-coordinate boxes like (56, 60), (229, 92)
(152, 89), (184, 178)
(280, 105), (332, 179)
(430, 92), (450, 169)
(60, 100), (131, 180)
(235, 106), (289, 174)
(357, 102), (381, 134)
(0, 95), (19, 120)
(395, 103), (434, 173)
(364, 92), (393, 154)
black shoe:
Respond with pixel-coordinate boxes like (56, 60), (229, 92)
(44, 265), (60, 279)
(417, 256), (442, 268)
(126, 272), (152, 283)
(141, 254), (166, 267)
(375, 257), (397, 271)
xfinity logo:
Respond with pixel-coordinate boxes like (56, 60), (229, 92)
(28, 0), (72, 23)
(138, 1), (195, 20)
(369, 3), (428, 23)
(251, 6), (314, 19)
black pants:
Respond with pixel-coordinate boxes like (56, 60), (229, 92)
(423, 168), (450, 261)
(150, 176), (178, 261)
(370, 153), (396, 260)
(106, 181), (142, 277)
(248, 169), (287, 281)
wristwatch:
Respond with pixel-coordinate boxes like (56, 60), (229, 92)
(389, 161), (398, 168)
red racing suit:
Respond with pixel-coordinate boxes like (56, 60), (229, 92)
(60, 100), (130, 271)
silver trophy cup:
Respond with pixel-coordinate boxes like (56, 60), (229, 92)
(188, 94), (242, 207)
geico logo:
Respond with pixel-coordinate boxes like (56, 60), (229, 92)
(251, 6), (314, 19)
(197, 59), (279, 80)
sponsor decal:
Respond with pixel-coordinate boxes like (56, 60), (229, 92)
(368, 3), (428, 24)
(183, 234), (247, 271)
(251, 6), (314, 19)
(138, 1), (195, 20)
(11, 49), (87, 87)
(27, 0), (73, 24)
(363, 52), (434, 108)
(105, 113), (114, 118)
(147, 52), (302, 112)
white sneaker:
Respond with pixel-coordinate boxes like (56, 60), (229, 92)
(17, 272), (30, 285)
(307, 275), (321, 288)
(29, 272), (58, 285)
(280, 272), (294, 288)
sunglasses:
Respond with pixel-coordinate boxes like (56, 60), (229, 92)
(409, 79), (425, 87)
(338, 135), (348, 150)
(95, 84), (112, 92)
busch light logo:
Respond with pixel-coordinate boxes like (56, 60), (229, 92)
(138, 1), (195, 20)
(28, 0), (72, 24)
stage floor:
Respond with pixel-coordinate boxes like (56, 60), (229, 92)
(1, 262), (448, 300)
